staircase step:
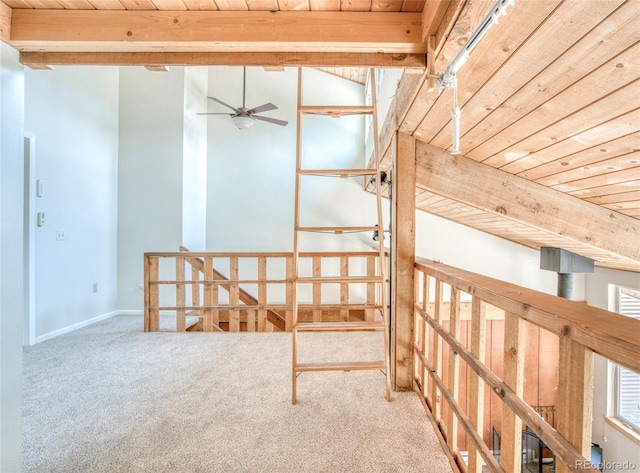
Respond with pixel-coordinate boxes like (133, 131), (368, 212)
(295, 361), (387, 372)
(295, 321), (385, 332)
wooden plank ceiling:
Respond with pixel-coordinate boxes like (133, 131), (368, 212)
(1, 0), (638, 272)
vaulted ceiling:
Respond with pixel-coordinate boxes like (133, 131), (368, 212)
(1, 0), (638, 272)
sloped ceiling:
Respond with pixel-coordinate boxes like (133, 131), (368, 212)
(1, 0), (638, 272)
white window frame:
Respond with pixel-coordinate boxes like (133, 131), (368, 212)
(612, 286), (640, 433)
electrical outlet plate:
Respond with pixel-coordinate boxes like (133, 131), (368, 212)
(56, 229), (66, 241)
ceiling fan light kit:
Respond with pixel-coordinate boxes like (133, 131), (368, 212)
(231, 115), (256, 129)
(197, 67), (288, 129)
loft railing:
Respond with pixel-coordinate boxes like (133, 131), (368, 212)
(412, 256), (640, 473)
(144, 249), (383, 332)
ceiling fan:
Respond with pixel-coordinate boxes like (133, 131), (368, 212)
(197, 67), (288, 129)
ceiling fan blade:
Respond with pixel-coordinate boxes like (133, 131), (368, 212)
(196, 112), (234, 116)
(207, 97), (239, 112)
(248, 102), (278, 114)
(254, 115), (288, 126)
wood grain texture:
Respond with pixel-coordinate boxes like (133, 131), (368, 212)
(391, 132), (416, 390)
(0, 1), (11, 41)
(415, 256), (640, 374)
(10, 9), (425, 52)
(415, 142), (640, 266)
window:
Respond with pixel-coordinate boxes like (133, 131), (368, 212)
(614, 287), (640, 431)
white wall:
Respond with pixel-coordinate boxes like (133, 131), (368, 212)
(0, 41), (24, 473)
(416, 211), (561, 295)
(182, 67), (208, 251)
(24, 66), (120, 339)
(118, 66), (209, 310)
(205, 67), (379, 254)
(118, 67), (185, 310)
(587, 268), (640, 471)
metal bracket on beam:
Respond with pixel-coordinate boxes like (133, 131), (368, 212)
(540, 247), (595, 300)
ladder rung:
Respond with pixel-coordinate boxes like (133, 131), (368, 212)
(295, 361), (387, 372)
(299, 105), (374, 116)
(296, 276), (383, 284)
(298, 169), (377, 177)
(295, 321), (385, 332)
(297, 226), (379, 234)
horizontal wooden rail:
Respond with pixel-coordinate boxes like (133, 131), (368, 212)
(414, 257), (639, 373)
(411, 257), (640, 473)
(144, 249), (383, 333)
(415, 305), (592, 471)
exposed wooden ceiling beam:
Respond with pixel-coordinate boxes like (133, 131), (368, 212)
(415, 142), (640, 266)
(19, 50), (426, 68)
(9, 10), (425, 53)
(0, 2), (11, 42)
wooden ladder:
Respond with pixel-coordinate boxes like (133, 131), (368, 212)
(291, 67), (391, 404)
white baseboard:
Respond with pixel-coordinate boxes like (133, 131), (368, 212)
(117, 309), (143, 316)
(35, 310), (121, 344)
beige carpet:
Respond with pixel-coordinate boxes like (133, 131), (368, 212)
(23, 315), (451, 473)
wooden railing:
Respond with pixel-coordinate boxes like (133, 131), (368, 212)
(144, 249), (383, 332)
(412, 256), (640, 473)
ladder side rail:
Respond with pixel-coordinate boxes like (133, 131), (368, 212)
(370, 67), (392, 401)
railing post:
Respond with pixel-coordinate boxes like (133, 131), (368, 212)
(366, 256), (375, 322)
(340, 255), (349, 321)
(144, 255), (160, 332)
(258, 256), (267, 331)
(556, 337), (594, 473)
(468, 296), (487, 473)
(203, 256), (215, 331)
(431, 279), (444, 424)
(286, 255), (294, 331)
(391, 131), (416, 390)
(229, 256), (240, 332)
(191, 266), (200, 319)
(313, 256), (322, 322)
(176, 256), (186, 331)
(501, 311), (525, 473)
(447, 286), (461, 455)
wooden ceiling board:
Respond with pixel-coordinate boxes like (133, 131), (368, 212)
(519, 133), (640, 182)
(151, 0), (187, 9)
(533, 152), (640, 188)
(117, 0), (155, 9)
(457, 2), (640, 156)
(492, 108), (640, 172)
(181, 0), (218, 9)
(308, 0), (339, 10)
(588, 190), (640, 206)
(23, 0), (63, 7)
(276, 0), (308, 10)
(246, 0), (278, 10)
(568, 180), (640, 200)
(400, 0), (424, 12)
(340, 0), (372, 11)
(89, 0), (125, 7)
(213, 0), (249, 9)
(477, 81), (640, 170)
(414, 0), (565, 145)
(416, 193), (640, 272)
(57, 0), (96, 8)
(372, 1), (403, 12)
(461, 41), (640, 165)
(2, 1), (34, 7)
(424, 0), (627, 155)
(400, 0), (518, 134)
